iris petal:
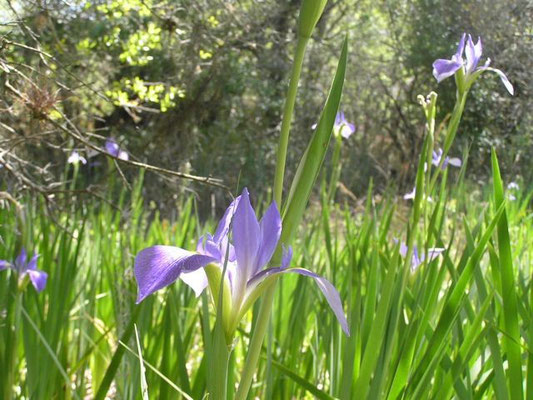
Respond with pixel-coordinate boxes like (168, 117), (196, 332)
(27, 269), (48, 292)
(134, 245), (216, 303)
(213, 195), (241, 243)
(233, 188), (260, 282)
(484, 67), (514, 95)
(15, 248), (27, 272)
(180, 268), (209, 297)
(0, 260), (10, 270)
(432, 59), (463, 82)
(254, 202), (282, 274)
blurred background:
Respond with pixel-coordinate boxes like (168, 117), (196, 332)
(0, 0), (531, 216)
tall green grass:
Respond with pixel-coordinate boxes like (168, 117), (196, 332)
(0, 161), (530, 399)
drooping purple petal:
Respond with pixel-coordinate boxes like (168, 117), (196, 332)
(283, 268), (349, 336)
(0, 260), (10, 270)
(254, 202), (282, 274)
(134, 245), (216, 303)
(180, 268), (208, 297)
(465, 35), (482, 73)
(246, 265), (349, 335)
(27, 269), (48, 292)
(68, 151), (87, 165)
(432, 59), (463, 82)
(480, 67), (514, 95)
(423, 248), (445, 263)
(232, 188), (260, 282)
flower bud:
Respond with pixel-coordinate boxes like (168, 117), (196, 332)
(298, 0), (327, 39)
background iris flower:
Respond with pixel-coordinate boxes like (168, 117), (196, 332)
(432, 148), (462, 169)
(135, 188), (349, 337)
(432, 33), (514, 95)
(0, 248), (48, 292)
(399, 242), (444, 272)
(105, 138), (129, 160)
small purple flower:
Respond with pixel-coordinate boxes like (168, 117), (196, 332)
(0, 248), (48, 292)
(67, 151), (87, 165)
(334, 112), (356, 139)
(105, 138), (129, 160)
(134, 188), (349, 336)
(432, 148), (462, 170)
(432, 33), (514, 95)
(312, 111), (356, 140)
(399, 242), (444, 272)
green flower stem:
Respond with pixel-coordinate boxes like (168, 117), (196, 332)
(327, 135), (343, 202)
(235, 281), (276, 400)
(429, 89), (467, 193)
(4, 288), (22, 400)
(273, 36), (309, 206)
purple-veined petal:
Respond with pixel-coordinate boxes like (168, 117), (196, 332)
(254, 202), (282, 274)
(447, 157), (462, 167)
(480, 67), (514, 95)
(232, 188), (260, 282)
(15, 248), (27, 272)
(465, 35), (482, 73)
(0, 260), (10, 270)
(197, 234), (222, 260)
(134, 245), (216, 303)
(282, 268), (349, 335)
(27, 269), (48, 292)
(432, 59), (463, 82)
(180, 268), (208, 297)
(213, 195), (242, 244)
(246, 266), (349, 335)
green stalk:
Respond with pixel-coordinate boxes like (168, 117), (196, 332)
(327, 135), (342, 203)
(273, 36), (309, 206)
(235, 282), (276, 400)
(4, 288), (22, 400)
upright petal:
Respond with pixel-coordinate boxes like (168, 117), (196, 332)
(465, 35), (482, 73)
(254, 202), (282, 274)
(213, 195), (242, 244)
(455, 33), (466, 59)
(432, 59), (462, 82)
(15, 248), (27, 272)
(26, 254), (39, 271)
(232, 188), (260, 281)
(134, 245), (216, 303)
(27, 269), (48, 292)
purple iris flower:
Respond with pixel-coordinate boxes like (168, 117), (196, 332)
(334, 112), (356, 139)
(399, 242), (444, 272)
(432, 148), (462, 170)
(134, 188), (349, 336)
(67, 151), (87, 165)
(311, 111), (356, 140)
(432, 33), (514, 95)
(0, 248), (48, 292)
(105, 138), (129, 160)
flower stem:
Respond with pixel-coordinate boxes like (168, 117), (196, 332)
(273, 36), (309, 206)
(235, 281), (276, 400)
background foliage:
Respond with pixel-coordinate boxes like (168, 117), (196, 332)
(0, 0), (531, 212)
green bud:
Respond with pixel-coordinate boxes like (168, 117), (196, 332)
(298, 0), (328, 39)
